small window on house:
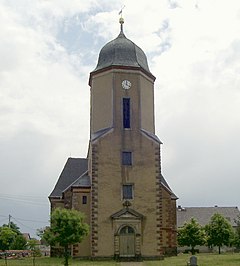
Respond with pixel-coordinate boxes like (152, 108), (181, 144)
(82, 195), (87, 204)
(122, 185), (133, 199)
(122, 152), (132, 165)
(123, 98), (130, 128)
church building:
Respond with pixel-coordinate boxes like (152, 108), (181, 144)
(49, 18), (177, 259)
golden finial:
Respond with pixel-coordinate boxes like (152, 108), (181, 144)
(118, 5), (125, 32)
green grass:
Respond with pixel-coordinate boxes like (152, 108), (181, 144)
(152, 253), (240, 266)
(0, 253), (240, 266)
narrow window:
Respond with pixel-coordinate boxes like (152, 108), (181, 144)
(122, 152), (132, 166)
(82, 195), (87, 204)
(122, 185), (133, 199)
(123, 98), (130, 128)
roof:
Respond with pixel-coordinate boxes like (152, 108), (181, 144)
(49, 158), (88, 198)
(177, 206), (240, 227)
(160, 174), (178, 200)
(91, 127), (113, 142)
(141, 129), (162, 144)
(92, 30), (152, 76)
(49, 157), (177, 201)
(63, 171), (91, 192)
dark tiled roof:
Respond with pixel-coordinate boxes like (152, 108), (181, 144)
(93, 31), (151, 75)
(49, 157), (177, 203)
(177, 206), (240, 227)
(49, 158), (88, 198)
(63, 171), (91, 192)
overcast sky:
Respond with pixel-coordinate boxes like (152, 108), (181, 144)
(0, 0), (240, 238)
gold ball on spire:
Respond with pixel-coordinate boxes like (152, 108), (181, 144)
(119, 17), (124, 24)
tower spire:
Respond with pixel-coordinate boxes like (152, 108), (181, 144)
(118, 5), (125, 33)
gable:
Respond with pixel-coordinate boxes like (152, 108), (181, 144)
(49, 157), (88, 198)
(63, 171), (91, 193)
(111, 208), (144, 220)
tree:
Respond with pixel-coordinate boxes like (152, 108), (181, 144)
(43, 208), (89, 266)
(0, 227), (17, 266)
(10, 234), (27, 250)
(2, 221), (27, 250)
(233, 215), (240, 249)
(177, 218), (206, 254)
(205, 213), (234, 254)
(3, 222), (21, 235)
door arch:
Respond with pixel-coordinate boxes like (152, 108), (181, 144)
(119, 225), (135, 257)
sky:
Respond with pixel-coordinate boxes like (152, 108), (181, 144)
(0, 0), (240, 238)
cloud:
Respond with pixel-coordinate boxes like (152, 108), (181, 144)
(168, 0), (179, 9)
(0, 1), (93, 235)
(147, 0), (240, 208)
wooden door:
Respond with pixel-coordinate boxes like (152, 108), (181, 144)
(119, 226), (135, 257)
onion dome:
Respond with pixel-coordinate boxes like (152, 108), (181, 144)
(91, 18), (153, 78)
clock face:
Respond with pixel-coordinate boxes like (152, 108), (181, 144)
(122, 80), (131, 90)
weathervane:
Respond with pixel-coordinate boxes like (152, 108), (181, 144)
(118, 5), (125, 17)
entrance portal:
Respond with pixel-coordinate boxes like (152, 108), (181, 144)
(119, 226), (135, 257)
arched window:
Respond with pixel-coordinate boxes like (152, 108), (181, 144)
(120, 226), (135, 235)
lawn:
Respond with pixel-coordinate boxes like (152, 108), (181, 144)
(0, 253), (240, 266)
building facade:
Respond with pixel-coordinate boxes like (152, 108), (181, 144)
(177, 206), (240, 229)
(177, 206), (240, 252)
(49, 19), (177, 259)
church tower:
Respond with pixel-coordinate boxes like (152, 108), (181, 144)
(49, 18), (177, 260)
(88, 18), (177, 259)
